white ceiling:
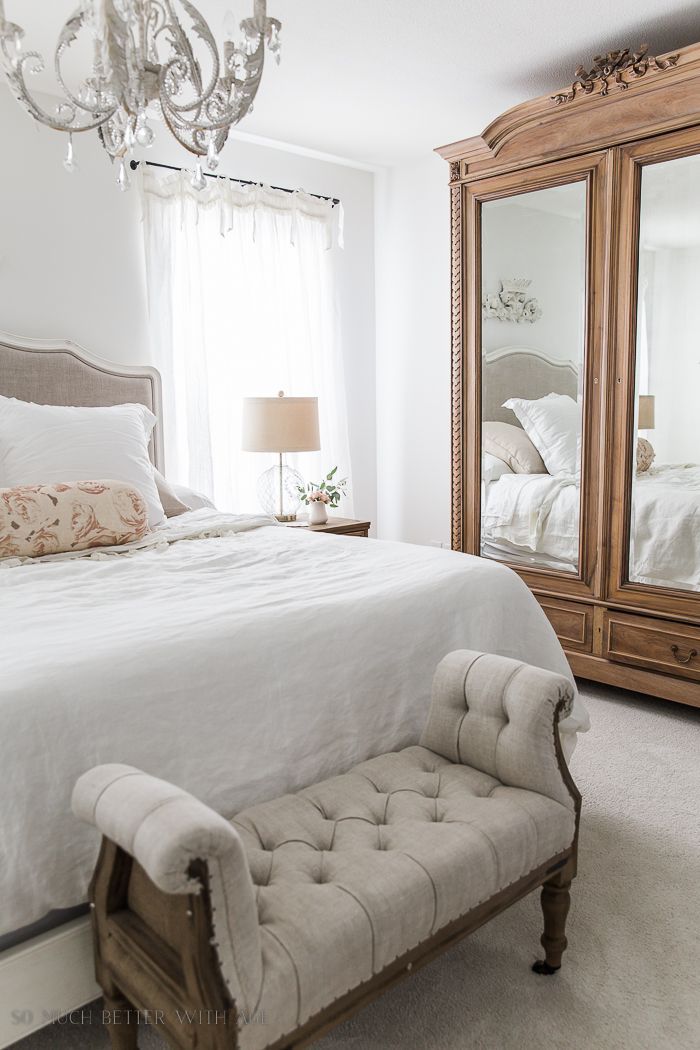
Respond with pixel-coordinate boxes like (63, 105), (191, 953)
(7, 0), (700, 167)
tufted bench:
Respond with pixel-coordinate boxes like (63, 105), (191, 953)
(73, 650), (581, 1050)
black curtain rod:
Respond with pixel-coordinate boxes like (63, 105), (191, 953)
(130, 158), (340, 206)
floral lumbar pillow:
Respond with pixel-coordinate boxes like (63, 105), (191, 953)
(0, 481), (150, 560)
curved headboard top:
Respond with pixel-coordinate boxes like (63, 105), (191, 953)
(482, 346), (578, 427)
(0, 333), (164, 470)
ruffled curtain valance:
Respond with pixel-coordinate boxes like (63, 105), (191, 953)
(137, 164), (344, 249)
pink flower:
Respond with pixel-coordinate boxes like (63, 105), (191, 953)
(308, 490), (330, 504)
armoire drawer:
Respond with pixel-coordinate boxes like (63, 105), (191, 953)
(538, 598), (593, 653)
(604, 612), (700, 681)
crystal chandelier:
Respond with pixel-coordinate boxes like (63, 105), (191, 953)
(0, 0), (281, 189)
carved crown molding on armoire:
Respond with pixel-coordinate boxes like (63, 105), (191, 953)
(437, 40), (700, 709)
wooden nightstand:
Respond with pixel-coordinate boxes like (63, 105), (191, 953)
(289, 516), (371, 537)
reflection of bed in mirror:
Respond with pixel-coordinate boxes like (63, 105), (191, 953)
(481, 346), (580, 573)
(629, 465), (700, 590)
(482, 346), (700, 590)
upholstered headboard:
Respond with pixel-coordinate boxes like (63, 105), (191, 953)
(482, 346), (578, 427)
(0, 333), (164, 470)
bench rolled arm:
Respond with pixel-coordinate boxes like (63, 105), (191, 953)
(72, 764), (263, 1013)
(420, 650), (577, 810)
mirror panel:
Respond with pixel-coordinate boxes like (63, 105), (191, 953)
(480, 181), (587, 574)
(629, 153), (700, 593)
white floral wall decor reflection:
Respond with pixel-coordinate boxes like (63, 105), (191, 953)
(482, 278), (543, 324)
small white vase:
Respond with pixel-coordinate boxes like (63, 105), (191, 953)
(308, 501), (329, 525)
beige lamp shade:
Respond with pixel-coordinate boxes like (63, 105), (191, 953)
(638, 395), (655, 430)
(242, 393), (320, 453)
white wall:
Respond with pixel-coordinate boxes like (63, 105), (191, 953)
(481, 200), (586, 365)
(643, 247), (700, 464)
(0, 87), (377, 528)
(374, 154), (451, 546)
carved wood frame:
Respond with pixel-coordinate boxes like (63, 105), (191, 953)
(452, 152), (610, 600)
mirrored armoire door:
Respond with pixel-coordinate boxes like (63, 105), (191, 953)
(461, 153), (609, 599)
(609, 128), (700, 624)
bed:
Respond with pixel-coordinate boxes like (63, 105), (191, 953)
(480, 347), (580, 572)
(480, 347), (700, 588)
(0, 334), (588, 1045)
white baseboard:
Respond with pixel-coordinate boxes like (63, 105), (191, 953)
(0, 917), (99, 1048)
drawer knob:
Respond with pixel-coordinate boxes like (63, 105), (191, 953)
(670, 644), (697, 665)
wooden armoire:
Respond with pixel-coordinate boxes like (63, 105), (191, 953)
(438, 41), (700, 708)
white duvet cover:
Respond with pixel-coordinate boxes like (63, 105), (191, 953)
(631, 464), (700, 589)
(0, 511), (588, 936)
(483, 464), (700, 587)
(483, 473), (580, 568)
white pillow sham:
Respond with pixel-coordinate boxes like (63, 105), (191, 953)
(0, 397), (165, 527)
(154, 470), (217, 516)
(169, 480), (217, 512)
(503, 393), (580, 476)
(483, 451), (514, 484)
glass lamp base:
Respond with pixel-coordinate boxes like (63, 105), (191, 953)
(257, 463), (304, 520)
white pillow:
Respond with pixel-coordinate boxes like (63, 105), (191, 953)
(503, 393), (580, 475)
(169, 480), (217, 512)
(483, 421), (547, 475)
(0, 397), (165, 527)
(483, 451), (514, 484)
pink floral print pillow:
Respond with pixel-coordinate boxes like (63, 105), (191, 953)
(0, 481), (150, 560)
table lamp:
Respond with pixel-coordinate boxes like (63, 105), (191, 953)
(638, 395), (655, 430)
(636, 394), (656, 473)
(242, 392), (320, 520)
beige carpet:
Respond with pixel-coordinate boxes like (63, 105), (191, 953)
(15, 683), (700, 1050)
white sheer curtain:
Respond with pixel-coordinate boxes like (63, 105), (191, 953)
(139, 167), (352, 514)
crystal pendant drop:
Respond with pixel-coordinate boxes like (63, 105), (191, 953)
(269, 24), (281, 64)
(63, 135), (77, 173)
(191, 160), (206, 191)
(116, 158), (130, 192)
(135, 120), (154, 148)
(206, 137), (219, 171)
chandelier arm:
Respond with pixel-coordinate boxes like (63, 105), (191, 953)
(177, 0), (220, 97)
(159, 100), (211, 157)
(230, 37), (266, 125)
(143, 0), (168, 59)
(5, 54), (117, 132)
(157, 5), (222, 117)
(54, 8), (113, 118)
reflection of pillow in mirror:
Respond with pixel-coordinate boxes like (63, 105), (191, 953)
(483, 421), (547, 475)
(483, 451), (515, 484)
(636, 437), (655, 473)
(503, 393), (579, 475)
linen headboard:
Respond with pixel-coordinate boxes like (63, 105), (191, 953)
(0, 333), (164, 470)
(482, 346), (578, 427)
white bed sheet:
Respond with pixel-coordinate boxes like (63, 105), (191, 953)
(0, 511), (588, 936)
(631, 464), (700, 590)
(483, 473), (579, 568)
(483, 464), (700, 588)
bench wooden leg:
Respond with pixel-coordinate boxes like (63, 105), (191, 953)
(532, 872), (571, 975)
(103, 994), (139, 1050)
